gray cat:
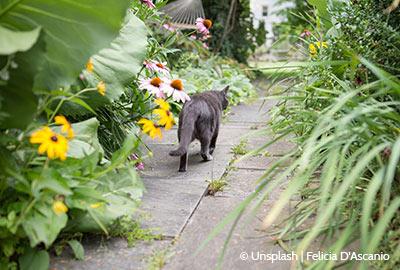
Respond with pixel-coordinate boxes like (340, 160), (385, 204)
(169, 86), (229, 172)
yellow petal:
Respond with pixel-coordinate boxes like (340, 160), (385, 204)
(155, 99), (170, 111)
(53, 201), (68, 215)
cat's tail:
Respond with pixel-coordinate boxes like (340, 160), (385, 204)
(169, 113), (195, 157)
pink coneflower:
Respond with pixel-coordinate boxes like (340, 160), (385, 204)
(196, 18), (212, 35)
(141, 0), (155, 8)
(139, 77), (166, 98)
(163, 23), (176, 32)
(202, 43), (209, 50)
(143, 60), (170, 75)
(162, 79), (191, 103)
(300, 29), (311, 38)
(189, 34), (197, 40)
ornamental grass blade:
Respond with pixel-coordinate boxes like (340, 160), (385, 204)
(361, 169), (385, 251)
(296, 143), (388, 253)
(382, 137), (400, 208)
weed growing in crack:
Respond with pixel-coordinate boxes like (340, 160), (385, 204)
(147, 248), (174, 270)
(110, 216), (162, 247)
(207, 177), (228, 196)
(231, 139), (248, 156)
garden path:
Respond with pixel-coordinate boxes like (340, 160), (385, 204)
(51, 81), (296, 270)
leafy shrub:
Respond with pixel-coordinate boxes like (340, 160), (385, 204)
(0, 1), (258, 268)
(176, 53), (256, 105)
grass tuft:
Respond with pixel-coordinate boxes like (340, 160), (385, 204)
(207, 177), (228, 196)
(231, 139), (248, 156)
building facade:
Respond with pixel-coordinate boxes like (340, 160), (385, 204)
(250, 0), (293, 46)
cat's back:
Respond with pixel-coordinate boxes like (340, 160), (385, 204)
(182, 91), (221, 115)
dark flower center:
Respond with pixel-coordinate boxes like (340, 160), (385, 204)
(150, 77), (162, 87)
(51, 135), (58, 142)
(203, 19), (212, 29)
(171, 79), (183, 91)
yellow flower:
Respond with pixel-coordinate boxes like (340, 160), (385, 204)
(54, 115), (74, 139)
(86, 58), (94, 73)
(155, 98), (170, 111)
(30, 127), (68, 160)
(316, 41), (328, 48)
(309, 43), (317, 56)
(309, 41), (328, 57)
(138, 118), (162, 139)
(153, 108), (175, 130)
(53, 200), (68, 215)
(97, 81), (106, 96)
(90, 202), (103, 209)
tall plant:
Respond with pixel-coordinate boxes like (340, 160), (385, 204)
(205, 0), (400, 269)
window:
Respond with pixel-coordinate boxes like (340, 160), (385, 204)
(262, 5), (268, 17)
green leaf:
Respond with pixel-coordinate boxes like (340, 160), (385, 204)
(31, 168), (72, 197)
(67, 118), (104, 159)
(307, 0), (332, 27)
(19, 248), (49, 270)
(90, 12), (148, 100)
(0, 26), (41, 54)
(69, 97), (97, 115)
(67, 240), (85, 260)
(67, 167), (143, 233)
(0, 37), (45, 128)
(22, 201), (68, 248)
(0, 0), (132, 91)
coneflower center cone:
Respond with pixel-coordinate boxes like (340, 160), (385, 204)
(203, 19), (212, 29)
(151, 77), (162, 87)
(171, 79), (184, 91)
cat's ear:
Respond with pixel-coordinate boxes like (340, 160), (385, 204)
(222, 85), (230, 95)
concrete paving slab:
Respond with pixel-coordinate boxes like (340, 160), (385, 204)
(141, 144), (232, 180)
(225, 99), (275, 124)
(164, 169), (293, 270)
(51, 237), (170, 270)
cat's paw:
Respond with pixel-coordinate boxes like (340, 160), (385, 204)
(201, 153), (213, 161)
(209, 147), (215, 155)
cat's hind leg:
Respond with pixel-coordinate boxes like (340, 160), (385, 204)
(200, 137), (213, 161)
(209, 132), (218, 155)
(178, 152), (188, 172)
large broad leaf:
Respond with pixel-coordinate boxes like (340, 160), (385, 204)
(66, 166), (144, 233)
(90, 12), (148, 100)
(22, 200), (68, 248)
(0, 0), (131, 91)
(0, 26), (41, 55)
(67, 118), (104, 159)
(19, 248), (49, 270)
(0, 36), (45, 129)
(66, 135), (144, 232)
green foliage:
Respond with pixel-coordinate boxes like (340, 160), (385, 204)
(207, 177), (228, 196)
(88, 13), (148, 101)
(176, 53), (256, 105)
(147, 247), (173, 270)
(110, 216), (162, 247)
(273, 0), (313, 41)
(0, 0), (131, 129)
(230, 139), (248, 156)
(0, 2), (150, 267)
(0, 0), (258, 268)
(214, 0), (400, 269)
(67, 240), (84, 261)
